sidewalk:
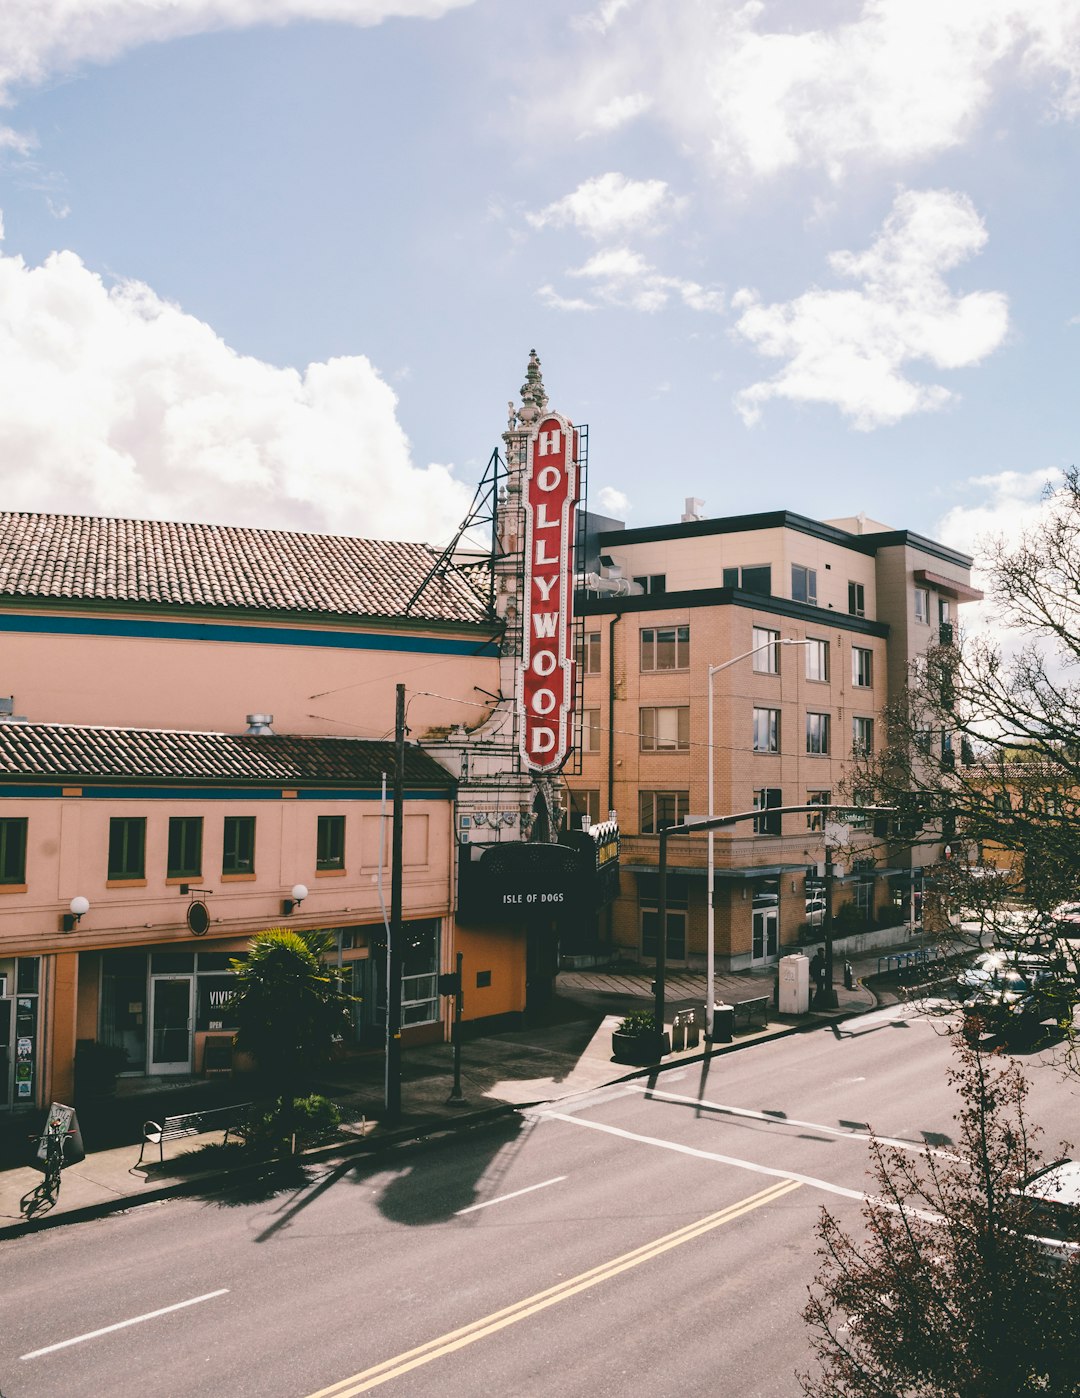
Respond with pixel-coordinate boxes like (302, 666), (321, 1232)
(0, 939), (919, 1240)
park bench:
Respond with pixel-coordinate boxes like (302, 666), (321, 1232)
(732, 996), (770, 1031)
(137, 1102), (251, 1167)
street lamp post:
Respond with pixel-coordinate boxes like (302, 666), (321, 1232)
(705, 638), (810, 1040)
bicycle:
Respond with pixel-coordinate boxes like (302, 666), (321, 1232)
(40, 1116), (68, 1200)
(22, 1115), (72, 1216)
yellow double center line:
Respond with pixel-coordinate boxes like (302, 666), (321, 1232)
(306, 1176), (802, 1397)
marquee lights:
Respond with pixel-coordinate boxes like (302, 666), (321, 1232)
(517, 412), (580, 773)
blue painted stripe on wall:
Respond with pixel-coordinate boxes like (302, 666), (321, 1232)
(0, 785), (452, 801)
(0, 611), (499, 657)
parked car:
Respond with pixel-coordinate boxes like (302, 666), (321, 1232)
(804, 896), (827, 927)
(959, 952), (1076, 1038)
(1013, 1159), (1080, 1270)
(1052, 902), (1080, 929)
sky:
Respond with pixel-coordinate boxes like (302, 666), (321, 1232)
(0, 0), (1078, 589)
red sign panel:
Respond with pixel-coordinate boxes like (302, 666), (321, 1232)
(517, 413), (580, 773)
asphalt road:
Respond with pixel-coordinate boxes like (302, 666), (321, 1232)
(3, 1001), (1078, 1398)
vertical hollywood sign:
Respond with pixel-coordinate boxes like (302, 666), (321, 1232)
(518, 413), (580, 773)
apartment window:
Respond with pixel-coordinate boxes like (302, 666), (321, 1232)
(752, 626), (780, 674)
(108, 817), (146, 881)
(639, 790), (689, 834)
(939, 598), (952, 625)
(167, 816), (203, 880)
(848, 581), (866, 617)
(0, 817), (28, 885)
(317, 815), (346, 871)
(568, 789), (601, 829)
(577, 629), (601, 675)
(633, 574), (666, 595)
(791, 565), (817, 606)
(805, 638), (829, 682)
(852, 647), (873, 688)
(753, 787), (782, 836)
(640, 625), (689, 671)
(806, 712), (831, 755)
(753, 707), (780, 753)
(640, 706), (689, 751)
(577, 708), (601, 754)
(914, 586), (930, 624)
(853, 716), (875, 756)
(223, 816), (256, 875)
(723, 565), (771, 596)
(806, 790), (832, 831)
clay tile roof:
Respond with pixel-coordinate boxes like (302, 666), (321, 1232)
(0, 512), (490, 626)
(0, 722), (455, 788)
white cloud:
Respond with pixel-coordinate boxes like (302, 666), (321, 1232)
(0, 239), (470, 541)
(936, 468), (1063, 560)
(537, 284), (598, 313)
(0, 0), (476, 104)
(589, 92), (653, 134)
(551, 1), (1080, 183)
(732, 188), (1008, 429)
(527, 173), (686, 241)
(594, 485), (630, 517)
(556, 245), (724, 314)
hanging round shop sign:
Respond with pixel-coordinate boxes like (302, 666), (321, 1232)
(187, 900), (210, 937)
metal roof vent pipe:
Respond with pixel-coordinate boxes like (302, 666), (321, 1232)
(245, 714), (275, 735)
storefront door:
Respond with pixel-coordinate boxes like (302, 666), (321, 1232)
(149, 976), (193, 1074)
(751, 908), (779, 965)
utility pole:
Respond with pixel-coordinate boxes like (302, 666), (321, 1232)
(385, 682), (405, 1119)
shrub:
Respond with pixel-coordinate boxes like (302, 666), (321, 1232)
(615, 1009), (657, 1037)
(242, 1094), (342, 1154)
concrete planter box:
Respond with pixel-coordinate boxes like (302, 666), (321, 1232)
(611, 1030), (670, 1064)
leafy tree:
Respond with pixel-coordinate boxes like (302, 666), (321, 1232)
(229, 929), (354, 1096)
(801, 1036), (1080, 1397)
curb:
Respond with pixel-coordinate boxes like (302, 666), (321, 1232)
(0, 1000), (876, 1242)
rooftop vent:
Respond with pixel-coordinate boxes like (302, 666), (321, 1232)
(681, 497), (705, 523)
(245, 714), (275, 735)
(0, 697), (27, 722)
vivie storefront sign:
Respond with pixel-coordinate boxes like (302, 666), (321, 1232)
(517, 412), (580, 772)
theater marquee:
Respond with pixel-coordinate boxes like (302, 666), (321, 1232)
(517, 412), (580, 773)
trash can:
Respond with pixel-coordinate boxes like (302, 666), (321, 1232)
(713, 1003), (734, 1044)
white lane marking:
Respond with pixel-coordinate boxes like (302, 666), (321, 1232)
(455, 1176), (566, 1215)
(623, 1085), (958, 1159)
(21, 1289), (229, 1360)
(545, 1112), (865, 1201)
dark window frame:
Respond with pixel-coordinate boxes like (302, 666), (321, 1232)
(108, 817), (146, 881)
(640, 625), (690, 672)
(639, 706), (690, 752)
(806, 712), (831, 755)
(753, 788), (782, 836)
(316, 814), (346, 871)
(791, 564), (818, 606)
(222, 816), (256, 876)
(639, 790), (690, 834)
(167, 816), (203, 880)
(0, 816), (28, 885)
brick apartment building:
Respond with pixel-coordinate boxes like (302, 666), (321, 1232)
(566, 506), (981, 971)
